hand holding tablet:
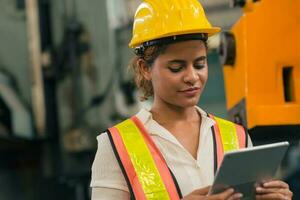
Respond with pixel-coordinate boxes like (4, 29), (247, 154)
(208, 142), (289, 200)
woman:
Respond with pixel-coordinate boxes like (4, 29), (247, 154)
(91, 0), (293, 199)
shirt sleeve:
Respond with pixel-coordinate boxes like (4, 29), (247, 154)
(90, 132), (130, 199)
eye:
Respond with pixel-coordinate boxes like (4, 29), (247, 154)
(194, 60), (206, 69)
(194, 64), (205, 70)
(168, 66), (183, 73)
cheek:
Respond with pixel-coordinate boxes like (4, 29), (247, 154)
(199, 68), (208, 83)
(151, 71), (177, 93)
(150, 71), (163, 93)
(152, 75), (167, 90)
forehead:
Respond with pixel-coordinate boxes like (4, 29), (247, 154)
(160, 40), (206, 59)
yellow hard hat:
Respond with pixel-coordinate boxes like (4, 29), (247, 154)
(129, 0), (221, 48)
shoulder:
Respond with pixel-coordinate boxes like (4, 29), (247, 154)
(200, 108), (253, 148)
(95, 131), (112, 151)
(106, 108), (151, 129)
(91, 132), (115, 174)
(91, 132), (128, 191)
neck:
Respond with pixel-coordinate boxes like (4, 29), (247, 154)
(150, 101), (199, 124)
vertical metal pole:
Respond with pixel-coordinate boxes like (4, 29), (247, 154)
(25, 0), (46, 137)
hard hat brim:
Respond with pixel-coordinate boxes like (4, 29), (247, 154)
(129, 27), (221, 48)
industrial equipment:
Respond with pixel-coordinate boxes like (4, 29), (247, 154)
(25, 0), (46, 137)
(0, 70), (33, 139)
(219, 0), (300, 141)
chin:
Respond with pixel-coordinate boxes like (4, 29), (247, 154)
(162, 95), (200, 108)
(180, 102), (198, 108)
(181, 96), (201, 106)
(173, 99), (199, 108)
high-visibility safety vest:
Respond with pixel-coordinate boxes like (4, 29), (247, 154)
(107, 114), (247, 200)
(208, 114), (248, 173)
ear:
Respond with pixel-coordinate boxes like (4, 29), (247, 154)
(137, 59), (152, 81)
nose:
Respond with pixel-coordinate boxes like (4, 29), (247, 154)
(183, 65), (198, 85)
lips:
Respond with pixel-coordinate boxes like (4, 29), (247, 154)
(179, 87), (201, 97)
(180, 87), (201, 92)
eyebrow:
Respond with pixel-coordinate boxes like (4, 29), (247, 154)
(195, 56), (207, 62)
(167, 56), (207, 64)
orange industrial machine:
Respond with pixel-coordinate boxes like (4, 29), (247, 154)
(219, 0), (300, 141)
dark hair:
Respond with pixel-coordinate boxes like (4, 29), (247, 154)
(129, 44), (167, 101)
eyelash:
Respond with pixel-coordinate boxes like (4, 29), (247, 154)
(194, 64), (205, 69)
(168, 64), (205, 73)
(168, 67), (182, 73)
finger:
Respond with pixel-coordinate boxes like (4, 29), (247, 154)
(256, 193), (288, 200)
(263, 180), (289, 189)
(227, 193), (243, 200)
(256, 187), (290, 194)
(256, 187), (293, 200)
(211, 188), (235, 200)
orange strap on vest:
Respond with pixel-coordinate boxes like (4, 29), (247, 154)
(107, 116), (181, 200)
(209, 114), (247, 173)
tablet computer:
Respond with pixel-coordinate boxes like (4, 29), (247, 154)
(208, 141), (289, 199)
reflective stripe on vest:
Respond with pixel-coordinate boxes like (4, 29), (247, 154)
(209, 114), (247, 173)
(108, 116), (181, 200)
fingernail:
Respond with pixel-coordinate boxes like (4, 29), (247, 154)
(256, 187), (263, 191)
(236, 193), (243, 198)
(228, 188), (234, 193)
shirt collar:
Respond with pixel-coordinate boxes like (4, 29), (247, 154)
(135, 106), (216, 136)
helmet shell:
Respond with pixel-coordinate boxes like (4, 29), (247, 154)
(129, 0), (221, 48)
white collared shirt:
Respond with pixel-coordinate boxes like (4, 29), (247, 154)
(90, 106), (252, 199)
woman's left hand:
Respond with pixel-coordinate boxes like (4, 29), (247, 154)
(255, 180), (293, 200)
